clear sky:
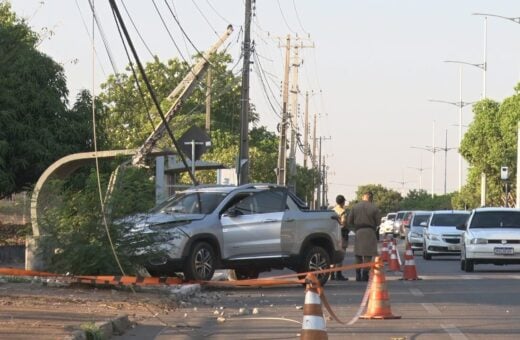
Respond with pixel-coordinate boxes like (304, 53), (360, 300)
(9, 0), (520, 203)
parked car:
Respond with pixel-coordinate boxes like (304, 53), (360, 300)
(422, 210), (470, 260)
(406, 211), (432, 252)
(459, 207), (520, 272)
(123, 184), (344, 285)
(379, 212), (397, 236)
(397, 211), (413, 239)
(393, 211), (409, 239)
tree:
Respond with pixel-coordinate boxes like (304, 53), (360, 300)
(458, 90), (520, 208)
(0, 3), (89, 197)
(400, 189), (453, 210)
(349, 184), (402, 215)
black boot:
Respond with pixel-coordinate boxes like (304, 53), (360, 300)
(356, 269), (362, 282)
(336, 271), (348, 281)
(362, 269), (369, 282)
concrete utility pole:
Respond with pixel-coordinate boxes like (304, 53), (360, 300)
(288, 40), (300, 191)
(321, 157), (327, 207)
(316, 136), (331, 209)
(303, 91), (310, 169)
(238, 0), (252, 185)
(312, 113), (317, 168)
(287, 36), (314, 191)
(276, 35), (291, 186)
(438, 129), (456, 195)
(205, 71), (211, 132)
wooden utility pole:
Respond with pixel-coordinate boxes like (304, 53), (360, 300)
(303, 91), (309, 169)
(238, 0), (252, 185)
(205, 71), (211, 132)
(276, 35), (291, 186)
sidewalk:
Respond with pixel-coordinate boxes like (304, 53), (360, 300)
(0, 277), (199, 339)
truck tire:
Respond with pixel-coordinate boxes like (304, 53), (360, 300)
(183, 242), (216, 281)
(301, 246), (331, 286)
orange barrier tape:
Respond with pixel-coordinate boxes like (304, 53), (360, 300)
(0, 268), (63, 277)
(75, 275), (183, 286)
(0, 268), (183, 287)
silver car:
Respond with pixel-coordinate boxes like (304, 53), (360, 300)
(406, 211), (432, 252)
(125, 184), (344, 284)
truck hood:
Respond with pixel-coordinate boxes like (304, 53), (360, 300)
(118, 212), (205, 231)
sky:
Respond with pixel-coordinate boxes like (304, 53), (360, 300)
(9, 0), (520, 203)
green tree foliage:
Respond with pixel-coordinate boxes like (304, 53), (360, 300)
(400, 189), (453, 211)
(292, 165), (319, 205)
(0, 3), (92, 197)
(42, 166), (155, 275)
(0, 3), (64, 195)
(349, 184), (402, 215)
(457, 91), (520, 208)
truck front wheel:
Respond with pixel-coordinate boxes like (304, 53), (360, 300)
(301, 246), (331, 286)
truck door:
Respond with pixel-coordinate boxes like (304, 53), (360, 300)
(221, 188), (287, 259)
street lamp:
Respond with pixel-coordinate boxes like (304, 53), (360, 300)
(438, 129), (457, 195)
(408, 161), (429, 191)
(429, 96), (474, 191)
(412, 121), (441, 198)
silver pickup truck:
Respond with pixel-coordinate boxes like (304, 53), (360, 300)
(124, 184), (344, 284)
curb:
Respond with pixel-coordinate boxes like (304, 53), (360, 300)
(66, 314), (132, 340)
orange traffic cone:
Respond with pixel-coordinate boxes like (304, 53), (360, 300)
(381, 238), (389, 263)
(401, 242), (421, 280)
(360, 257), (401, 320)
(388, 240), (401, 272)
(300, 274), (328, 340)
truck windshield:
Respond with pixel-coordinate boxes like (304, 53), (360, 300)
(152, 192), (228, 215)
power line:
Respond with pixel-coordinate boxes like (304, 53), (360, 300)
(151, 0), (189, 64)
(205, 0), (232, 25)
(276, 0), (297, 34)
(120, 0), (155, 59)
(292, 0), (309, 35)
(190, 0), (219, 37)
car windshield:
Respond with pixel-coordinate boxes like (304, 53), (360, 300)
(470, 211), (520, 228)
(430, 213), (469, 227)
(151, 192), (228, 215)
(387, 214), (396, 221)
(412, 214), (431, 227)
(396, 212), (405, 220)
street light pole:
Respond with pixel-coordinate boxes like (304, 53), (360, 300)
(412, 121), (441, 198)
(429, 98), (473, 191)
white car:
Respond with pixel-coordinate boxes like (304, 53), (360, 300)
(422, 210), (470, 260)
(379, 212), (397, 236)
(459, 207), (520, 272)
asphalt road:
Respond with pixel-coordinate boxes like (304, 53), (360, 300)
(117, 239), (520, 339)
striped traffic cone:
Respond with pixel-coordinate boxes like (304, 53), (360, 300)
(301, 274), (328, 340)
(360, 257), (401, 320)
(381, 238), (389, 263)
(401, 242), (421, 280)
(388, 240), (401, 272)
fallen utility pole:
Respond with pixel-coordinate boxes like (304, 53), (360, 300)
(130, 24), (233, 172)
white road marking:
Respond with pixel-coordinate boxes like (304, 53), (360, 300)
(409, 288), (424, 297)
(421, 303), (441, 315)
(441, 324), (468, 340)
(509, 275), (520, 280)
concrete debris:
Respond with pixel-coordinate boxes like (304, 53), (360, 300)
(213, 310), (220, 315)
(295, 306), (303, 310)
(217, 316), (226, 323)
(252, 308), (259, 315)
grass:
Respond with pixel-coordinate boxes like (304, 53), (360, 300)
(80, 322), (104, 340)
